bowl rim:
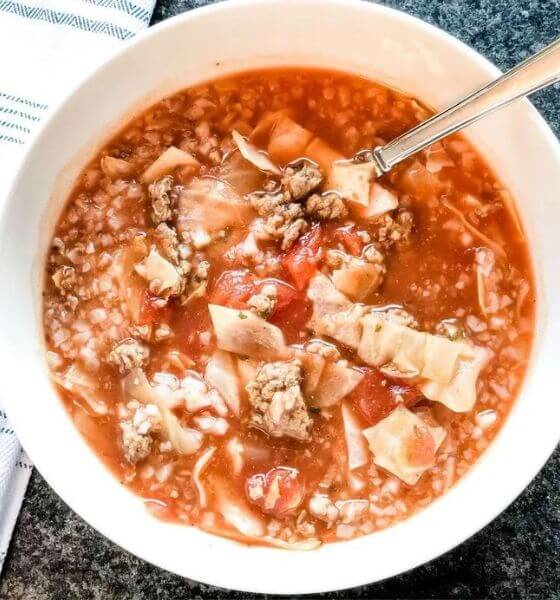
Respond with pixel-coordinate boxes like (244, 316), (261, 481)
(1, 0), (560, 594)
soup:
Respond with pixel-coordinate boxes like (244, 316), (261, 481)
(43, 69), (534, 548)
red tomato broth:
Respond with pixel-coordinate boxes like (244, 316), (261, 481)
(42, 68), (535, 548)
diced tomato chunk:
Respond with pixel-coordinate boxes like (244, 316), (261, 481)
(172, 295), (212, 359)
(138, 290), (171, 325)
(260, 279), (310, 342)
(335, 225), (364, 256)
(270, 296), (311, 344)
(350, 367), (421, 426)
(210, 271), (301, 319)
(209, 269), (257, 308)
(246, 467), (305, 518)
(282, 224), (323, 291)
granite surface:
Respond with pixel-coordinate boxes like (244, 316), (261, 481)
(2, 1), (560, 598)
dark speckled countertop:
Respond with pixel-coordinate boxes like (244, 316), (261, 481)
(2, 1), (560, 598)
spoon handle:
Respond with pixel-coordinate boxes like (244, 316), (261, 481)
(373, 37), (560, 174)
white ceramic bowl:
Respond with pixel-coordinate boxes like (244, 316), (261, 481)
(1, 0), (559, 594)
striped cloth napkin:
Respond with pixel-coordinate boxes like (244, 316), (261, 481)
(0, 0), (157, 571)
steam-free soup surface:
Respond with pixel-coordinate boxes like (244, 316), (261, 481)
(43, 69), (534, 548)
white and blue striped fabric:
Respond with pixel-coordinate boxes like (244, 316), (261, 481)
(0, 0), (156, 571)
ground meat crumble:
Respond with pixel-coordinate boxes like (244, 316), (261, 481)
(253, 203), (308, 250)
(120, 401), (161, 463)
(52, 266), (77, 295)
(248, 161), (333, 249)
(108, 338), (150, 375)
(248, 283), (278, 319)
(154, 223), (179, 263)
(305, 192), (348, 220)
(149, 176), (176, 225)
(281, 161), (323, 200)
(246, 359), (313, 441)
(374, 208), (414, 246)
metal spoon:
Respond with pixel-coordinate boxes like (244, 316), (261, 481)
(371, 37), (560, 175)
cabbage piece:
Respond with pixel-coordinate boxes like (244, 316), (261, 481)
(225, 436), (245, 475)
(422, 335), (464, 384)
(498, 189), (524, 238)
(319, 304), (367, 351)
(100, 156), (134, 179)
(307, 274), (365, 349)
(359, 312), (470, 384)
(192, 446), (215, 508)
(236, 358), (259, 388)
(359, 312), (484, 411)
(341, 401), (369, 470)
(212, 479), (266, 537)
(263, 112), (341, 171)
(185, 281), (207, 306)
(332, 257), (383, 301)
(349, 183), (398, 221)
(208, 304), (290, 361)
(54, 365), (108, 415)
(250, 109), (294, 142)
(113, 236), (148, 323)
(359, 315), (435, 377)
(205, 350), (241, 417)
(124, 368), (166, 405)
(177, 177), (253, 234)
(308, 361), (364, 408)
(367, 183), (399, 218)
(362, 405), (446, 485)
(305, 138), (343, 175)
(475, 247), (496, 316)
(267, 115), (314, 165)
(232, 130), (281, 175)
(124, 369), (203, 455)
(141, 146), (199, 183)
(442, 199), (506, 259)
(199, 513), (319, 548)
(358, 313), (411, 368)
(161, 409), (203, 455)
(295, 349), (326, 396)
(263, 537), (322, 550)
(134, 247), (180, 293)
(307, 273), (352, 331)
(218, 151), (265, 195)
(327, 161), (376, 206)
(421, 345), (491, 412)
(389, 325), (427, 378)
